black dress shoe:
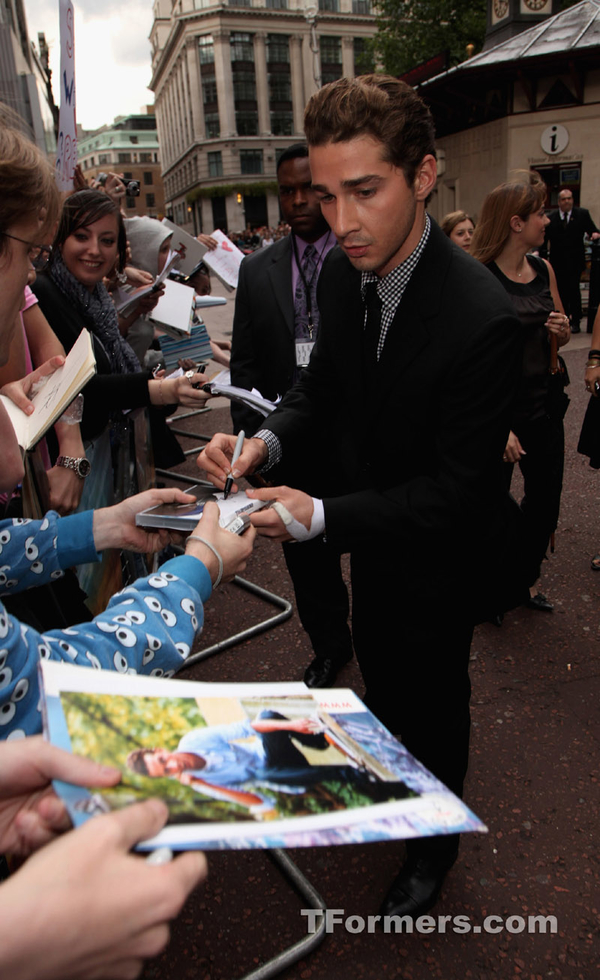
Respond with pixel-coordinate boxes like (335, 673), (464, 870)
(303, 656), (350, 688)
(379, 857), (455, 920)
(526, 592), (554, 612)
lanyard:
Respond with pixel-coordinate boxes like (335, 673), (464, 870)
(291, 231), (331, 338)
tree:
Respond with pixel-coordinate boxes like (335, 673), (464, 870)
(372, 0), (487, 77)
(371, 0), (582, 79)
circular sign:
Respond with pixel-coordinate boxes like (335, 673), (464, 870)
(541, 124), (569, 156)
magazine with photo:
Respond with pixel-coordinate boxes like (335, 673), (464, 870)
(40, 661), (486, 852)
(135, 484), (270, 531)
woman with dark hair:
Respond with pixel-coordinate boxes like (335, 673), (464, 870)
(471, 172), (570, 612)
(33, 190), (208, 443)
(32, 190), (210, 598)
(441, 210), (475, 252)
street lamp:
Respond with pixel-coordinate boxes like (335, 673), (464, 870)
(304, 4), (321, 90)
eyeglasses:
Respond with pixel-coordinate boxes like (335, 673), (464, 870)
(1, 232), (53, 271)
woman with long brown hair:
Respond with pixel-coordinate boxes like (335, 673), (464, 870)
(471, 171), (570, 613)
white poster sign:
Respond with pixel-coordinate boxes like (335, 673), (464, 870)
(55, 0), (77, 191)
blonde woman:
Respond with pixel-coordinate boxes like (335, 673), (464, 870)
(441, 210), (475, 251)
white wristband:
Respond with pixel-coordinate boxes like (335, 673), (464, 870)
(187, 534), (223, 588)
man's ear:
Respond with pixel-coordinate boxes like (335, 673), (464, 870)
(414, 155), (437, 202)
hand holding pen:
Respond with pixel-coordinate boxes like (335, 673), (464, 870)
(223, 430), (245, 500)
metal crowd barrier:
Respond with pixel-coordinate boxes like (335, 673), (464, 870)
(159, 409), (329, 979)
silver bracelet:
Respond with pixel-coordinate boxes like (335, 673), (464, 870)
(187, 534), (223, 588)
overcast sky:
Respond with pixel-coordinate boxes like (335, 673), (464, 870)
(23, 0), (156, 130)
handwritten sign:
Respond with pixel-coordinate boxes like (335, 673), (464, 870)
(55, 0), (77, 191)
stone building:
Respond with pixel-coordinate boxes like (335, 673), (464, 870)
(0, 0), (57, 152)
(149, 0), (376, 233)
(78, 110), (166, 219)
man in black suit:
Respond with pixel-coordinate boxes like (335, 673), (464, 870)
(544, 187), (599, 332)
(200, 76), (522, 917)
(230, 144), (353, 688)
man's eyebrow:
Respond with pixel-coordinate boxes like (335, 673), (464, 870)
(312, 174), (384, 192)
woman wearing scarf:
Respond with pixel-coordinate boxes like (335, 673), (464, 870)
(32, 191), (209, 601)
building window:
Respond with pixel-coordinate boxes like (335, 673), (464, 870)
(319, 0), (339, 10)
(208, 151), (223, 177)
(236, 111), (258, 136)
(143, 171), (153, 185)
(266, 0), (288, 7)
(205, 113), (220, 138)
(202, 77), (218, 105)
(354, 36), (375, 74)
(139, 152), (152, 163)
(267, 34), (290, 64)
(230, 32), (254, 63)
(118, 153), (132, 164)
(240, 150), (263, 174)
(126, 196), (136, 209)
(320, 36), (342, 85)
(228, 0), (251, 5)
(98, 153), (111, 164)
(231, 32), (257, 136)
(270, 111), (293, 136)
(233, 71), (257, 102)
(268, 74), (291, 102)
(130, 135), (139, 144)
(352, 0), (371, 11)
(198, 35), (214, 65)
(145, 193), (155, 208)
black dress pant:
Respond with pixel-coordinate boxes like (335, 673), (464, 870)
(505, 414), (565, 580)
(554, 264), (583, 328)
(350, 555), (474, 861)
(282, 536), (353, 665)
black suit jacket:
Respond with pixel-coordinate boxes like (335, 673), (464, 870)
(230, 235), (338, 494)
(230, 236), (297, 436)
(544, 206), (598, 273)
(263, 221), (524, 598)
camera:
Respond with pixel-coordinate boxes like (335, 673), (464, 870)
(95, 172), (140, 196)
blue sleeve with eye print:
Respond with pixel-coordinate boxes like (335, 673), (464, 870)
(0, 556), (213, 738)
(0, 512), (99, 594)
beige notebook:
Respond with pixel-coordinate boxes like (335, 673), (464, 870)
(0, 328), (96, 451)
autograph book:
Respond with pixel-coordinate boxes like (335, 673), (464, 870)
(0, 328), (96, 451)
(40, 661), (486, 852)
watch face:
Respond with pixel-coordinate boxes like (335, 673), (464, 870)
(77, 458), (91, 478)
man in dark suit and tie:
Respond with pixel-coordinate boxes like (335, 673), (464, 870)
(200, 76), (522, 918)
(230, 144), (353, 689)
(544, 187), (600, 332)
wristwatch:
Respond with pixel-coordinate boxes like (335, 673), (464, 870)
(56, 455), (92, 479)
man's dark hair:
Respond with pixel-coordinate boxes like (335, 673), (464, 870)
(303, 74), (436, 185)
(51, 189), (128, 272)
(276, 143), (309, 175)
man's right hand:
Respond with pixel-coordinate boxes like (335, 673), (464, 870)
(198, 433), (268, 492)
